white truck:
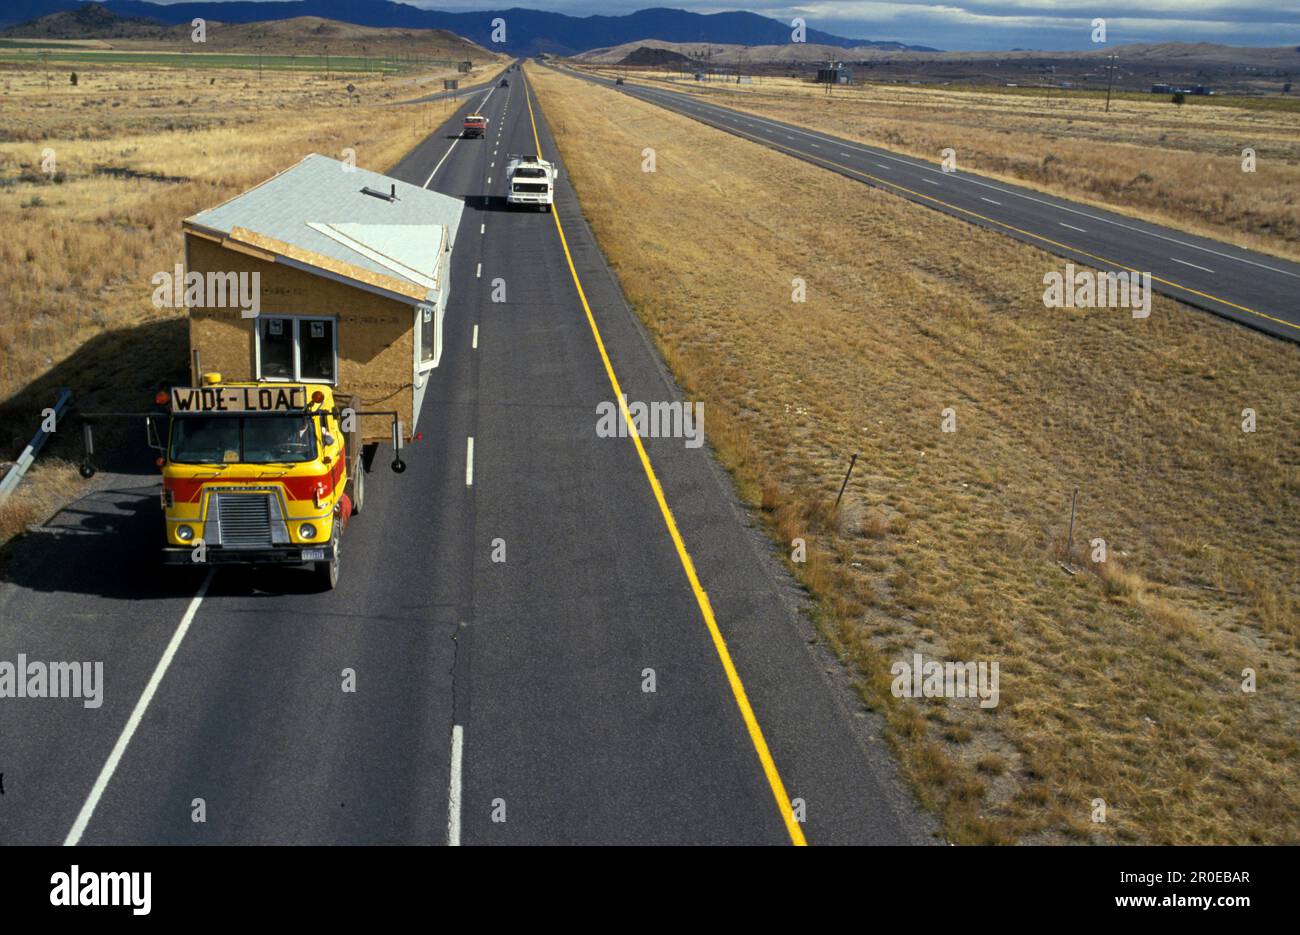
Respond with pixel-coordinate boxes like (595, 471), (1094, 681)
(505, 154), (555, 211)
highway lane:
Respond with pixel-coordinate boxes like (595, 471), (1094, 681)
(0, 68), (932, 845)
(560, 66), (1300, 343)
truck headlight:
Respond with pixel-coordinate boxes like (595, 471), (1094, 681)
(176, 524), (194, 542)
(299, 523), (317, 540)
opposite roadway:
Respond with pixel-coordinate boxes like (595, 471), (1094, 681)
(0, 66), (931, 846)
(560, 64), (1300, 343)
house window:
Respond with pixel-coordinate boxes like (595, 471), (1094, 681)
(256, 316), (337, 383)
(419, 304), (436, 367)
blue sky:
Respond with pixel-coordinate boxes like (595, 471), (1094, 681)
(161, 2), (1300, 51)
(419, 1), (1300, 50)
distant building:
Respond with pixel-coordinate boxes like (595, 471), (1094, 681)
(817, 62), (852, 85)
(1152, 83), (1215, 96)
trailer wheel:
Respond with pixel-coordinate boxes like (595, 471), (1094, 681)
(315, 527), (340, 590)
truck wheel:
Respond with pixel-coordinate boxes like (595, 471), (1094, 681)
(315, 528), (340, 590)
(350, 467), (365, 515)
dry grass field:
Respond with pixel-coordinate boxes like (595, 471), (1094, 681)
(0, 59), (501, 542)
(530, 64), (1299, 844)
(582, 67), (1300, 262)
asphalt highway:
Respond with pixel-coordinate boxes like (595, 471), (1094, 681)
(0, 67), (932, 845)
(562, 66), (1300, 343)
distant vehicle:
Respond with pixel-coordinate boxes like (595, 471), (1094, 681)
(505, 153), (555, 211)
(501, 78), (509, 87)
(463, 114), (488, 139)
(615, 76), (624, 85)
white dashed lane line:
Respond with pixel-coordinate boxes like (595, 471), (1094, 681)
(448, 725), (463, 846)
(1171, 257), (1215, 274)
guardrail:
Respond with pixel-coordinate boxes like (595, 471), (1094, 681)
(0, 388), (73, 507)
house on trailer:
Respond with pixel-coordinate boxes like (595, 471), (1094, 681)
(181, 153), (464, 441)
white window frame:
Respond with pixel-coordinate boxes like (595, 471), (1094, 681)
(416, 302), (441, 375)
(254, 315), (338, 385)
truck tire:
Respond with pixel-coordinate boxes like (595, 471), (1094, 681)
(315, 526), (340, 590)
(351, 467), (364, 514)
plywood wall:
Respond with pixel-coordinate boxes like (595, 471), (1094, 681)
(186, 234), (415, 441)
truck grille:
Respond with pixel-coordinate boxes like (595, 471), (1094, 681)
(215, 493), (274, 549)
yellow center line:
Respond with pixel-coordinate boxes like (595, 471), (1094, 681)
(523, 74), (807, 846)
(604, 78), (1297, 335)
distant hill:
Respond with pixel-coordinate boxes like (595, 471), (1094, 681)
(4, 0), (166, 38)
(0, 2), (929, 56)
(0, 5), (497, 58)
(581, 39), (934, 66)
(577, 36), (1300, 70)
(619, 46), (695, 68)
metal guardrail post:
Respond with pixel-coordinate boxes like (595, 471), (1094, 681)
(0, 388), (73, 507)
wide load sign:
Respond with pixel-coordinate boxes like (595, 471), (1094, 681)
(170, 385), (308, 413)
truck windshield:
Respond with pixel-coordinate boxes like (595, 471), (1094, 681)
(513, 182), (549, 193)
(170, 415), (318, 464)
(513, 167), (546, 178)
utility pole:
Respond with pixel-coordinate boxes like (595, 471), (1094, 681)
(1104, 53), (1117, 112)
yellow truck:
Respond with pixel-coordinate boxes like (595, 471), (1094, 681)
(80, 373), (405, 589)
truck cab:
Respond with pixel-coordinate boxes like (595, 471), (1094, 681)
(505, 154), (555, 211)
(158, 375), (361, 588)
(463, 114), (488, 139)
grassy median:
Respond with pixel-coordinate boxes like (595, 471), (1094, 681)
(529, 63), (1299, 844)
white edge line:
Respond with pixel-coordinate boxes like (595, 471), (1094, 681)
(65, 568), (215, 846)
(448, 724), (463, 846)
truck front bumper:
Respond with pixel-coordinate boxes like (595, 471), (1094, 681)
(161, 543), (336, 566)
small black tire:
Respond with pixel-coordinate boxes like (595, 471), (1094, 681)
(315, 529), (340, 590)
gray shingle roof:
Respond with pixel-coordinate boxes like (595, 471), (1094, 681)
(186, 154), (463, 301)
